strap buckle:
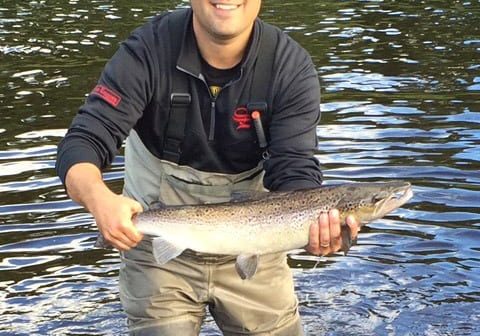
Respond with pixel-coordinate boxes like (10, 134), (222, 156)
(170, 93), (191, 106)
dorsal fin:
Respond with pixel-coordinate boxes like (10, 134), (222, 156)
(148, 201), (168, 210)
(231, 190), (269, 202)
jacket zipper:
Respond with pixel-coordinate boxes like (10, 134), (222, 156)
(208, 99), (216, 141)
(202, 71), (242, 142)
(177, 66), (243, 142)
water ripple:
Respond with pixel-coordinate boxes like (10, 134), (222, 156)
(0, 1), (479, 335)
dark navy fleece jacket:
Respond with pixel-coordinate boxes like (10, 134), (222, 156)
(56, 8), (323, 192)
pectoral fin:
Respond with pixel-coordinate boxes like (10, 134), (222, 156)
(235, 254), (259, 280)
(152, 237), (184, 265)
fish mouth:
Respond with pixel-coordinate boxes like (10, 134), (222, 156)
(374, 182), (413, 218)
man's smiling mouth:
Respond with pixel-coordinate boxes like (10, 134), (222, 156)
(214, 3), (240, 10)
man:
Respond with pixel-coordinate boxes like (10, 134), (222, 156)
(56, 1), (359, 335)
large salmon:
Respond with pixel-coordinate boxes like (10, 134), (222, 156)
(97, 181), (413, 279)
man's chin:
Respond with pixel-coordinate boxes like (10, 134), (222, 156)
(208, 24), (252, 42)
(211, 30), (240, 41)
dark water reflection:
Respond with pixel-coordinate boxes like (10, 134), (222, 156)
(1, 0), (479, 335)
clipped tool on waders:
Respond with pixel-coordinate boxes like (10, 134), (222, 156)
(251, 111), (267, 148)
(248, 102), (269, 159)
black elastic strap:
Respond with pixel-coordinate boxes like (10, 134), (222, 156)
(163, 92), (191, 162)
(248, 22), (278, 149)
(162, 9), (191, 163)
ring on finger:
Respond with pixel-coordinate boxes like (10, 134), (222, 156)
(320, 242), (330, 248)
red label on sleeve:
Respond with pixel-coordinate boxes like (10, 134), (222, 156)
(91, 85), (122, 107)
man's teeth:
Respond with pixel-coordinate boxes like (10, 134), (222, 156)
(215, 4), (238, 10)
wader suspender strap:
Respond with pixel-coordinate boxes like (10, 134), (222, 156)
(247, 23), (278, 150)
(163, 10), (278, 163)
(163, 9), (191, 163)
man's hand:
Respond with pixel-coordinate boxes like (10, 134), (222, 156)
(90, 191), (144, 251)
(65, 162), (144, 251)
(306, 209), (360, 256)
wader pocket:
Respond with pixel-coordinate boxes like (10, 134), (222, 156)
(161, 173), (233, 205)
(157, 162), (266, 206)
(124, 129), (266, 207)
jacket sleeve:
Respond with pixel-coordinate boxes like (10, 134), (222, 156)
(56, 25), (156, 184)
(263, 36), (323, 191)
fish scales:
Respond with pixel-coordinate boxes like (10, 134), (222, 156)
(136, 188), (338, 254)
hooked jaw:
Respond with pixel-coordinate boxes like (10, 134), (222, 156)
(373, 183), (413, 219)
(342, 182), (413, 255)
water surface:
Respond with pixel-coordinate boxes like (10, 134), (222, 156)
(1, 1), (479, 335)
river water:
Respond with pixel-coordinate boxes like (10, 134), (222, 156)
(0, 1), (479, 335)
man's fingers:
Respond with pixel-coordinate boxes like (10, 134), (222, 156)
(125, 224), (144, 245)
(91, 194), (144, 251)
(119, 222), (144, 248)
(308, 221), (320, 254)
(102, 229), (130, 250)
(308, 211), (361, 256)
(113, 199), (143, 249)
(130, 200), (144, 214)
(102, 220), (143, 251)
(127, 200), (144, 242)
(319, 212), (330, 247)
(329, 209), (341, 251)
(319, 212), (331, 255)
(111, 238), (132, 251)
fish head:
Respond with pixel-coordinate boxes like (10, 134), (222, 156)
(337, 181), (413, 223)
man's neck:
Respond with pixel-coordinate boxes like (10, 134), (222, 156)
(193, 20), (253, 70)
